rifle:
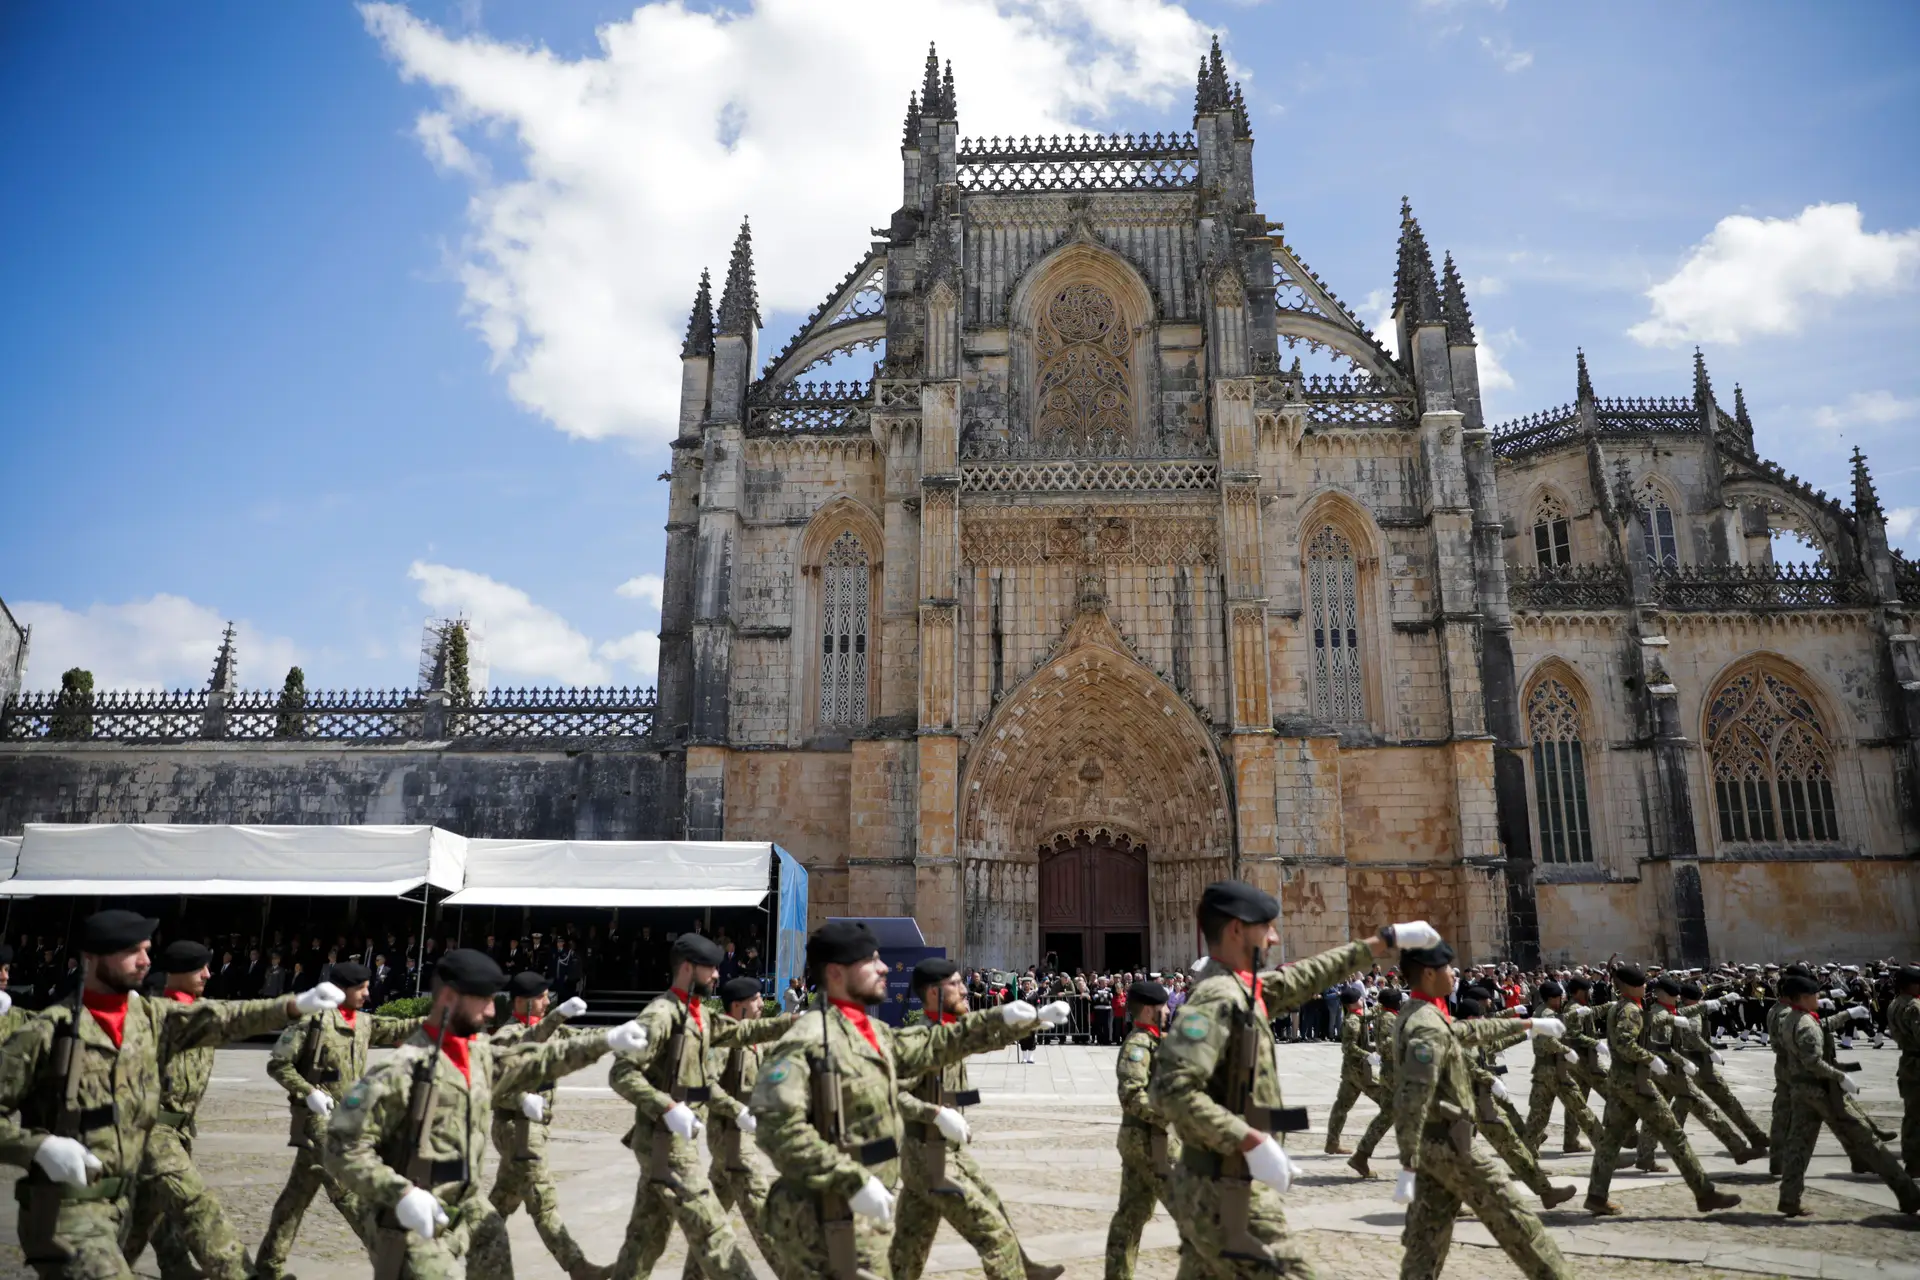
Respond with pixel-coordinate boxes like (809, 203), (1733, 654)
(647, 1002), (703, 1192)
(21, 985), (86, 1263)
(510, 1003), (575, 1162)
(716, 1043), (747, 1174)
(288, 1007), (328, 1148)
(810, 1000), (883, 1280)
(373, 1003), (451, 1280)
(1214, 955), (1307, 1266)
(909, 1061), (966, 1197)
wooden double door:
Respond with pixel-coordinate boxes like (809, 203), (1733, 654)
(1038, 832), (1147, 973)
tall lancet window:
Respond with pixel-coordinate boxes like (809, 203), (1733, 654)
(1527, 678), (1594, 863)
(1706, 667), (1839, 845)
(1636, 477), (1680, 569)
(1532, 493), (1572, 568)
(1306, 524), (1364, 725)
(820, 531), (870, 728)
(1034, 281), (1133, 448)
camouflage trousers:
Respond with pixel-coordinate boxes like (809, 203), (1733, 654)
(255, 1143), (369, 1277)
(371, 1189), (512, 1280)
(1691, 1070), (1768, 1149)
(122, 1125), (249, 1280)
(1353, 1104), (1395, 1163)
(1902, 1075), (1920, 1175)
(758, 1176), (896, 1280)
(1777, 1082), (1920, 1213)
(889, 1140), (1024, 1280)
(1325, 1072), (1383, 1149)
(1105, 1134), (1173, 1280)
(681, 1139), (776, 1276)
(1664, 1077), (1756, 1159)
(488, 1114), (598, 1280)
(17, 1191), (137, 1280)
(1523, 1065), (1597, 1152)
(608, 1132), (755, 1280)
(1476, 1111), (1559, 1198)
(1165, 1158), (1314, 1279)
(1586, 1083), (1714, 1204)
(1399, 1137), (1571, 1280)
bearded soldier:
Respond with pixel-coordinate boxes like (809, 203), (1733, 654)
(749, 920), (1060, 1279)
(1391, 940), (1572, 1280)
(1521, 981), (1596, 1156)
(0, 910), (340, 1280)
(679, 975), (790, 1275)
(255, 959), (426, 1280)
(325, 949), (650, 1279)
(1323, 985), (1383, 1157)
(1104, 978), (1177, 1280)
(1347, 987), (1403, 1178)
(891, 957), (1064, 1280)
(1149, 881), (1418, 1278)
(1454, 999), (1577, 1208)
(487, 971), (601, 1280)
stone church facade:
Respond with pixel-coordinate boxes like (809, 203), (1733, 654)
(653, 44), (1920, 970)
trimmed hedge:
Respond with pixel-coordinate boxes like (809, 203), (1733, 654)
(374, 995), (432, 1019)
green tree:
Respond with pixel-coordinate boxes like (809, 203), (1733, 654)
(445, 622), (472, 705)
(275, 666), (307, 738)
(51, 667), (94, 740)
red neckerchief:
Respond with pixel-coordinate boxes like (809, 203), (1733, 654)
(925, 1011), (956, 1025)
(516, 1013), (538, 1027)
(1627, 995), (1644, 1007)
(1137, 1022), (1162, 1039)
(1807, 1008), (1820, 1023)
(423, 1021), (472, 1082)
(83, 989), (130, 1047)
(340, 1009), (358, 1027)
(165, 989), (195, 1005)
(831, 999), (883, 1053)
(1411, 991), (1451, 1023)
(1231, 970), (1267, 1020)
(671, 988), (703, 1030)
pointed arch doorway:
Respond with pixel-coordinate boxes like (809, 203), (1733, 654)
(1038, 828), (1148, 973)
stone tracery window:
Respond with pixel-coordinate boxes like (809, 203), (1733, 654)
(1636, 477), (1679, 569)
(1532, 493), (1571, 568)
(1033, 280), (1133, 447)
(1527, 677), (1594, 863)
(819, 531), (870, 728)
(1706, 667), (1839, 845)
(1306, 524), (1364, 725)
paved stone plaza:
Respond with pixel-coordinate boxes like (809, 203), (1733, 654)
(1, 1037), (1914, 1280)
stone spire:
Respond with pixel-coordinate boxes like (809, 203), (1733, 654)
(1230, 82), (1252, 138)
(902, 90), (921, 147)
(1576, 348), (1595, 403)
(940, 60), (956, 118)
(681, 269), (713, 357)
(716, 219), (758, 336)
(1440, 251), (1473, 344)
(1853, 446), (1884, 521)
(1692, 346), (1714, 409)
(1195, 36), (1230, 113)
(1394, 198), (1442, 325)
(921, 43), (942, 116)
(1733, 383), (1752, 433)
(208, 623), (238, 696)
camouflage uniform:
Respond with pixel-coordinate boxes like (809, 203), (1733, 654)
(1676, 1003), (1767, 1151)
(124, 993), (301, 1280)
(1324, 1008), (1383, 1152)
(0, 991), (294, 1280)
(1521, 1007), (1596, 1155)
(1647, 1002), (1755, 1160)
(679, 1010), (784, 1275)
(1583, 998), (1726, 1209)
(256, 1005), (423, 1278)
(1150, 941), (1374, 1279)
(1766, 999), (1795, 1168)
(1394, 996), (1570, 1280)
(1889, 991), (1920, 1175)
(1460, 1020), (1565, 1202)
(1350, 1006), (1398, 1168)
(1775, 1005), (1919, 1214)
(487, 1013), (601, 1280)
(750, 1001), (1030, 1279)
(1826, 1009), (1896, 1142)
(606, 997), (795, 1280)
(1105, 1023), (1178, 1280)
(324, 1022), (615, 1280)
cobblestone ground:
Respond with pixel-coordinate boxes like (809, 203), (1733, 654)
(0, 1035), (1912, 1279)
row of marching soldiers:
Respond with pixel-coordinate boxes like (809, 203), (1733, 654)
(1, 899), (1916, 1280)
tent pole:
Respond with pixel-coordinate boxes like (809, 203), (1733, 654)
(416, 890), (430, 994)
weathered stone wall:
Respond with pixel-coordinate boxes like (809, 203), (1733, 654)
(0, 597), (26, 705)
(1698, 857), (1920, 963)
(1535, 879), (1659, 964)
(720, 748), (852, 926)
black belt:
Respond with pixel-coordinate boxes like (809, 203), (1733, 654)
(75, 1104), (118, 1132)
(850, 1137), (898, 1166)
(309, 1067), (341, 1083)
(1839, 1062), (1862, 1073)
(155, 1110), (190, 1130)
(426, 1158), (470, 1185)
(680, 1087), (711, 1103)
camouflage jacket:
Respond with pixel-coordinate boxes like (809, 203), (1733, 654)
(1338, 1011), (1371, 1077)
(1781, 1008), (1848, 1089)
(1151, 940), (1373, 1158)
(1461, 1017), (1527, 1092)
(488, 1011), (587, 1119)
(1602, 998), (1658, 1092)
(1669, 1003), (1719, 1076)
(897, 1017), (987, 1136)
(610, 997), (795, 1133)
(701, 1010), (786, 1139)
(270, 1007), (423, 1146)
(1116, 1025), (1168, 1129)
(1528, 1005), (1573, 1073)
(750, 1002), (1027, 1196)
(323, 1024), (610, 1214)
(1369, 1008), (1401, 1087)
(156, 992), (301, 1134)
(1889, 993), (1919, 1085)
(1394, 997), (1519, 1170)
(0, 993), (293, 1186)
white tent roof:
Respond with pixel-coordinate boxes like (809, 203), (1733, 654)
(444, 839), (772, 908)
(1, 824), (468, 898)
(0, 835), (18, 883)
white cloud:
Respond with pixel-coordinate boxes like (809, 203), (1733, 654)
(1886, 507), (1920, 548)
(615, 573), (665, 609)
(10, 596), (301, 692)
(408, 561), (666, 684)
(596, 630), (660, 679)
(1478, 36), (1532, 72)
(1363, 287), (1397, 359)
(1811, 389), (1919, 434)
(1475, 328), (1517, 395)
(361, 0), (1215, 442)
(1629, 203), (1920, 346)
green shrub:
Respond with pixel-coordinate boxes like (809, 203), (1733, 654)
(275, 666), (306, 739)
(374, 995), (432, 1019)
(51, 668), (94, 740)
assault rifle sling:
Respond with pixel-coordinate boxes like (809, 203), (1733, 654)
(1215, 961), (1297, 1267)
(911, 1062), (964, 1197)
(511, 1004), (574, 1162)
(811, 1002), (883, 1280)
(648, 1002), (696, 1191)
(717, 1043), (746, 1173)
(373, 1003), (451, 1280)
(288, 1009), (328, 1148)
(21, 985), (86, 1262)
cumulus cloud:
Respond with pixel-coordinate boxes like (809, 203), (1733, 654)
(1475, 329), (1517, 395)
(9, 596), (301, 692)
(1629, 203), (1920, 346)
(361, 0), (1215, 442)
(1478, 36), (1532, 72)
(1886, 507), (1920, 548)
(1363, 287), (1397, 358)
(409, 561), (666, 684)
(615, 573), (665, 609)
(1811, 389), (1918, 435)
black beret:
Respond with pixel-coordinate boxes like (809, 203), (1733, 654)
(1779, 974), (1820, 998)
(1679, 982), (1703, 1000)
(671, 933), (725, 967)
(434, 948), (505, 997)
(80, 909), (158, 954)
(1566, 976), (1592, 993)
(1378, 988), (1404, 1010)
(1612, 964), (1648, 987)
(159, 940), (212, 973)
(719, 976), (762, 1005)
(1897, 965), (1920, 988)
(1127, 979), (1169, 1005)
(808, 921), (880, 972)
(507, 971), (550, 999)
(1538, 981), (1564, 1000)
(330, 961), (372, 988)
(1653, 975), (1682, 997)
(1400, 942), (1454, 969)
(1457, 997), (1487, 1018)
(1199, 880), (1279, 924)
(1339, 984), (1365, 1004)
(1462, 983), (1493, 1002)
(911, 958), (958, 991)
(1783, 963), (1812, 978)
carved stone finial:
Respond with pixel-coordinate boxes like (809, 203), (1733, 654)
(1576, 348), (1595, 403)
(902, 90), (921, 148)
(209, 623), (238, 696)
(921, 42), (942, 115)
(716, 218), (758, 336)
(940, 60), (956, 118)
(682, 269), (714, 357)
(1733, 383), (1752, 432)
(1394, 199), (1441, 325)
(1440, 252), (1473, 344)
(1853, 446), (1884, 521)
(1692, 346), (1714, 409)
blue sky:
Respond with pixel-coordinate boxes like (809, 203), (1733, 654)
(2, 0), (1917, 691)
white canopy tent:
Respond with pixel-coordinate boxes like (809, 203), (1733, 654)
(445, 840), (772, 909)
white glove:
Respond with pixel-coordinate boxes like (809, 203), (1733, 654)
(520, 1093), (546, 1122)
(664, 1102), (703, 1140)
(934, 1107), (970, 1144)
(849, 1173), (895, 1224)
(1830, 987), (1848, 1001)
(1839, 1073), (1861, 1096)
(294, 982), (345, 1015)
(1710, 1051), (1725, 1065)
(31, 1136), (101, 1187)
(1596, 1042), (1612, 1065)
(1393, 1169), (1417, 1204)
(0, 990), (12, 1016)
(1848, 1005), (1870, 1021)
(605, 1021), (649, 1053)
(1191, 956), (1212, 976)
(1366, 1052), (1382, 1069)
(1387, 920), (1441, 950)
(1036, 1000), (1071, 1027)
(555, 996), (588, 1019)
(1001, 1000), (1038, 1025)
(1702, 999), (1721, 1013)
(1527, 1017), (1566, 1039)
(1490, 1078), (1509, 1101)
(395, 1186), (449, 1239)
(1244, 1135), (1294, 1193)
(1649, 1057), (1668, 1078)
(1675, 1056), (1696, 1076)
(1818, 999), (1835, 1013)
(736, 1109), (758, 1135)
(305, 1089), (335, 1116)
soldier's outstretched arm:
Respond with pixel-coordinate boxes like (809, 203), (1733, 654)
(369, 1015), (427, 1048)
(266, 1016), (317, 1100)
(494, 1024), (617, 1097)
(1149, 1005), (1248, 1154)
(749, 1044), (868, 1195)
(165, 994), (298, 1052)
(1258, 939), (1378, 1014)
(893, 1005), (1032, 1079)
(321, 1067), (413, 1211)
(0, 1014), (55, 1167)
(1453, 1018), (1528, 1052)
(608, 1001), (677, 1121)
(896, 1086), (939, 1124)
(1393, 1018), (1446, 1172)
(711, 1009), (800, 1049)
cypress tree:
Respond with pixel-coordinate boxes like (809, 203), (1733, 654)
(445, 623), (472, 705)
(51, 667), (94, 740)
(275, 666), (307, 738)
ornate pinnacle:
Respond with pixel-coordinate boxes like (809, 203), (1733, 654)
(1440, 252), (1473, 344)
(1207, 35), (1229, 103)
(682, 269), (714, 357)
(1692, 346), (1713, 409)
(941, 60), (956, 118)
(1394, 198), (1441, 325)
(1230, 82), (1252, 138)
(921, 43), (942, 116)
(1194, 58), (1209, 116)
(1612, 457), (1636, 513)
(209, 623), (237, 695)
(1733, 383), (1752, 432)
(716, 219), (758, 336)
(1852, 446), (1883, 521)
(902, 90), (921, 147)
(1576, 348), (1595, 403)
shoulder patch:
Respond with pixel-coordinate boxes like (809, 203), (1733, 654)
(1411, 1042), (1435, 1064)
(343, 1081), (368, 1109)
(1125, 1043), (1147, 1063)
(1177, 1010), (1211, 1041)
(764, 1062), (790, 1084)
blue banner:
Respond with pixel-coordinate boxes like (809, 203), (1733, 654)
(773, 846), (808, 1006)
